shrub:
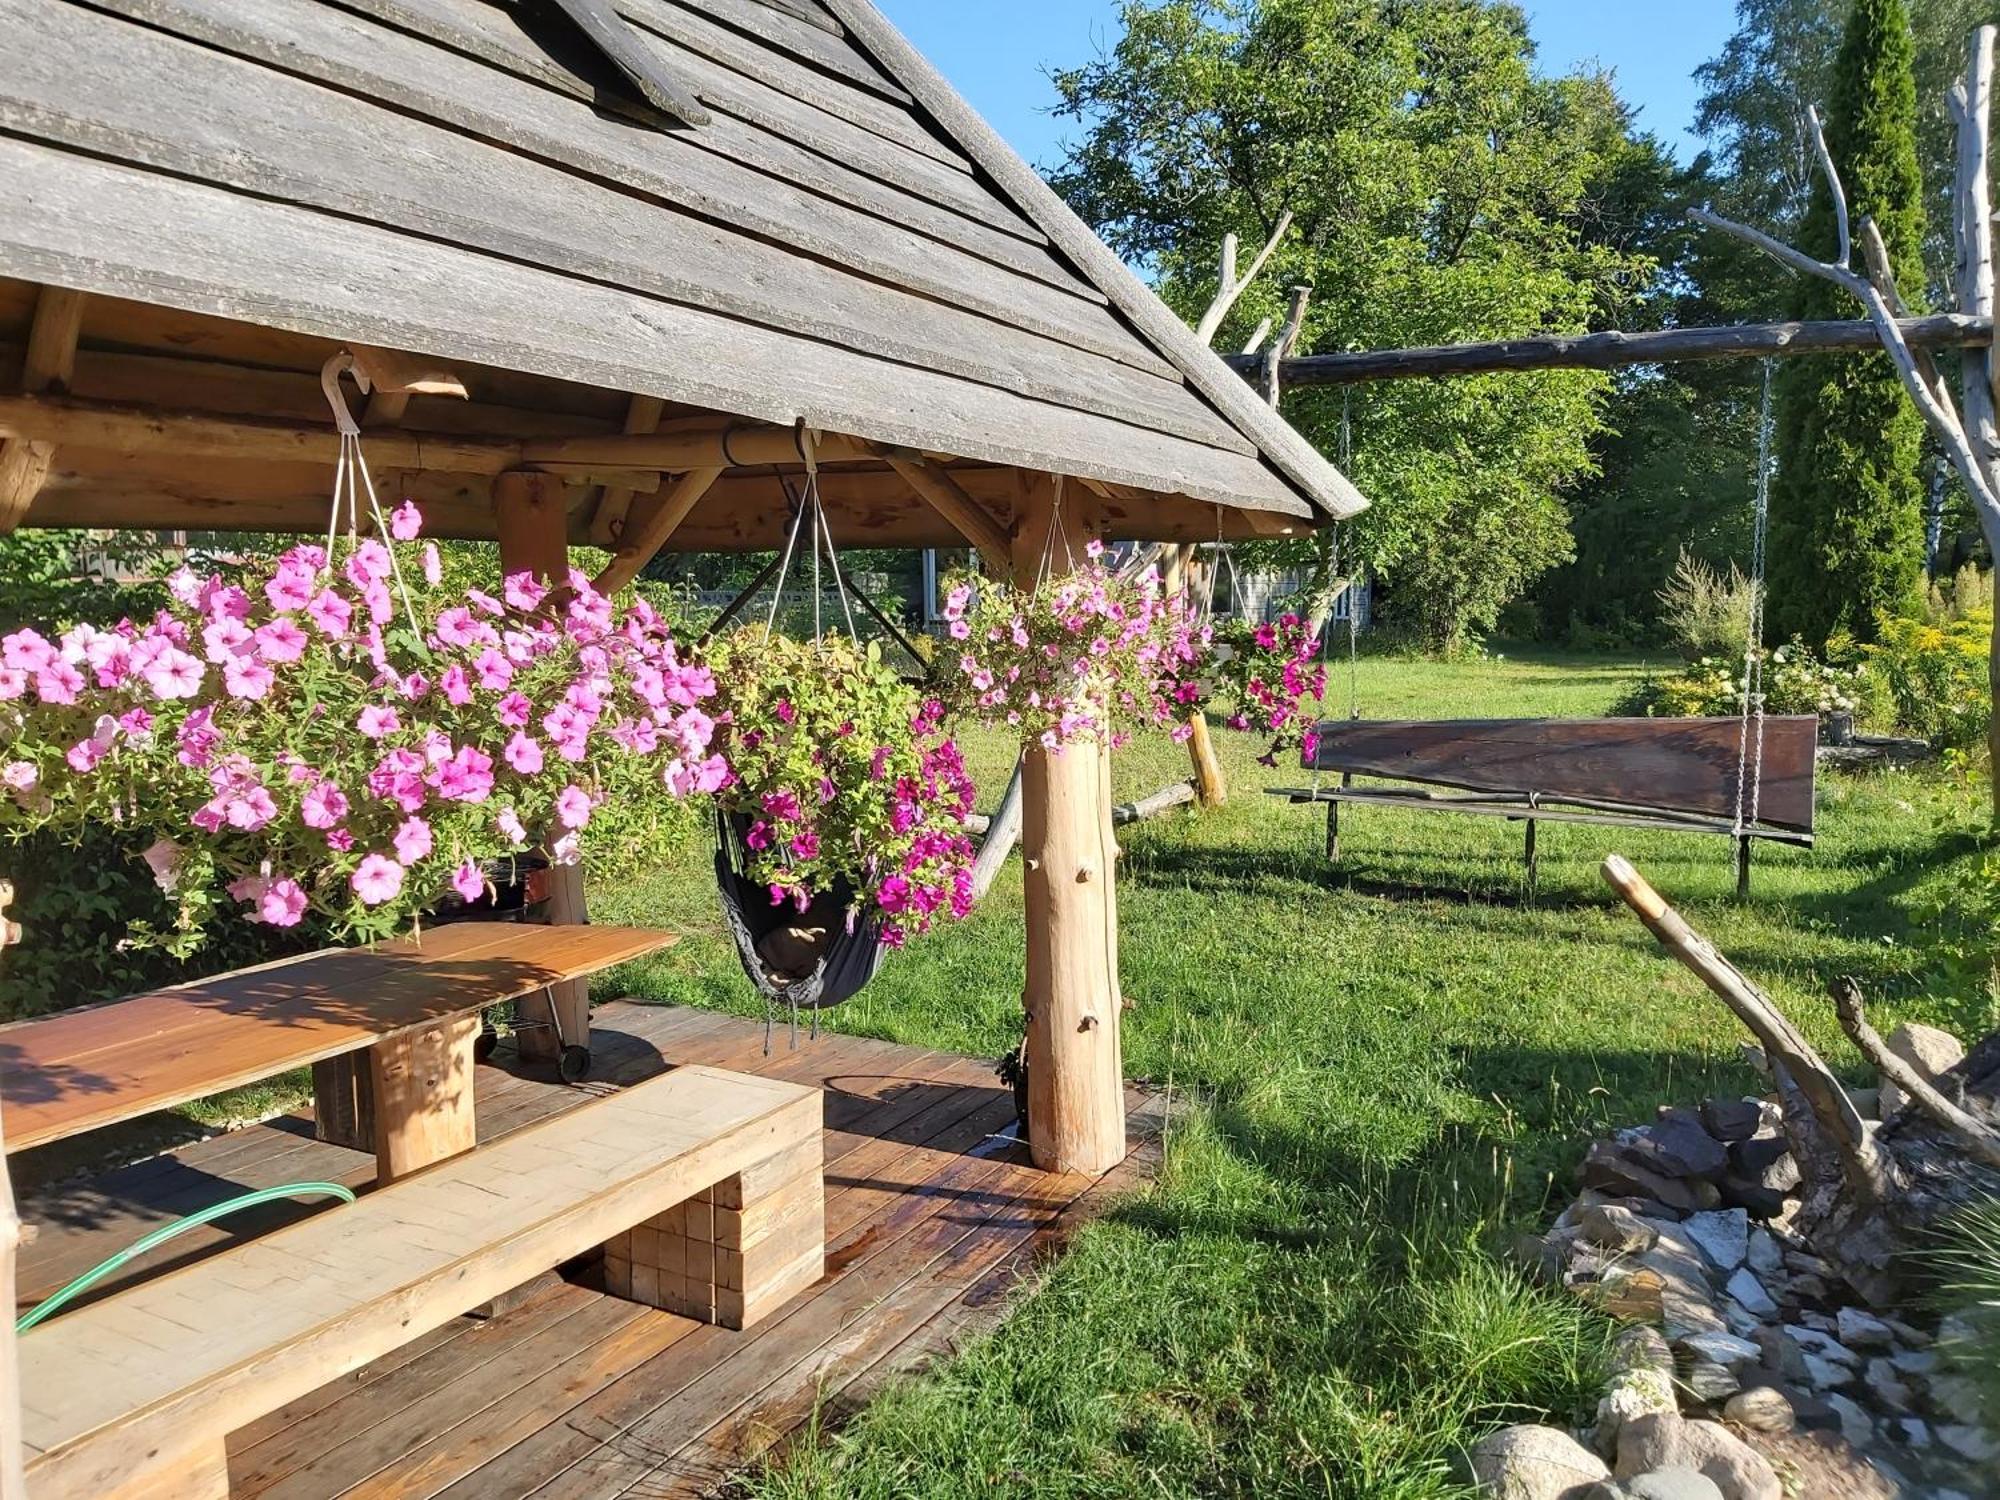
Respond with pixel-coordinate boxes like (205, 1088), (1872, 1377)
(1865, 609), (1991, 749)
(1657, 550), (1755, 662)
(1620, 638), (1864, 722)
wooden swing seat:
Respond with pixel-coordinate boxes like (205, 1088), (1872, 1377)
(1268, 716), (1818, 893)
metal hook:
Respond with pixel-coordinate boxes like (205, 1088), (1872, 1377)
(319, 351), (373, 438)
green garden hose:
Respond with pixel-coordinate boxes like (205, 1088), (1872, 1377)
(14, 1181), (356, 1333)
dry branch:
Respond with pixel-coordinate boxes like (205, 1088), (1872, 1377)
(1832, 977), (2000, 1168)
(1194, 211), (1294, 346)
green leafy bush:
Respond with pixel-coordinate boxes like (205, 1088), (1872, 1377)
(1620, 639), (1864, 722)
(1865, 609), (1991, 749)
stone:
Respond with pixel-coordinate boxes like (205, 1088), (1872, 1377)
(1583, 1142), (1715, 1214)
(1681, 1357), (1741, 1403)
(1470, 1424), (1614, 1500)
(1847, 1086), (1880, 1120)
(1721, 1269), (1777, 1320)
(1677, 1331), (1760, 1369)
(1595, 1367), (1679, 1459)
(1681, 1210), (1749, 1273)
(1596, 1266), (1666, 1325)
(1722, 1386), (1794, 1433)
(1788, 1328), (1859, 1367)
(1739, 1043), (1770, 1077)
(1938, 1423), (2000, 1463)
(1781, 1250), (1834, 1278)
(1627, 1112), (1731, 1181)
(1877, 1021), (1967, 1117)
(1881, 1316), (1930, 1347)
(1863, 1356), (1914, 1413)
(1888, 1347), (1937, 1380)
(1800, 1354), (1855, 1392)
(1699, 1097), (1764, 1143)
(1782, 1272), (1831, 1307)
(1834, 1307), (1894, 1351)
(1890, 1416), (1930, 1447)
(1613, 1414), (1781, 1500)
(1821, 1392), (1875, 1449)
(1625, 1470), (1725, 1500)
(1611, 1325), (1675, 1379)
(1720, 1300), (1765, 1339)
(1580, 1204), (1659, 1255)
(1753, 1328), (1808, 1384)
(1744, 1229), (1782, 1278)
(1714, 1177), (1788, 1221)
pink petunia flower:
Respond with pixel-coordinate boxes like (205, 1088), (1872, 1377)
(389, 499), (424, 541)
(351, 853), (405, 906)
(307, 589), (353, 637)
(300, 781), (349, 829)
(223, 656), (275, 700)
(554, 784), (592, 829)
(495, 807), (527, 845)
(503, 732), (543, 775)
(259, 879), (308, 927)
(255, 617), (309, 664)
(392, 815), (434, 866)
(357, 704), (402, 740)
(451, 860), (484, 903)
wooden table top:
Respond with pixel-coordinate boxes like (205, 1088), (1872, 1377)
(0, 923), (677, 1153)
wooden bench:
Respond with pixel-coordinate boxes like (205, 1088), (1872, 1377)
(15, 1063), (824, 1500)
(0, 923), (676, 1182)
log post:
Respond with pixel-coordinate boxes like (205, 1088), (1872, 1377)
(1013, 476), (1125, 1175)
(1163, 545), (1226, 807)
(494, 470), (590, 1063)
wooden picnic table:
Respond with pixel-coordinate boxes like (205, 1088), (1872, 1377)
(0, 922), (675, 1179)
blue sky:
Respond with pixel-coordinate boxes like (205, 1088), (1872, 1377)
(876, 1), (1742, 171)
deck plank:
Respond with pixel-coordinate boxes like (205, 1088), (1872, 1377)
(10, 1001), (1155, 1499)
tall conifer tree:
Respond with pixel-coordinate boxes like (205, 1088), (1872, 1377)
(1769, 0), (1929, 644)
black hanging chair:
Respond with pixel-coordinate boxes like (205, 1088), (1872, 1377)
(713, 809), (887, 1050)
(708, 437), (901, 1050)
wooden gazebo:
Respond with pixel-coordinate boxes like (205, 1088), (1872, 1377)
(0, 0), (1363, 1180)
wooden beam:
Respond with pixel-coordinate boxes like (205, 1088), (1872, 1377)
(1012, 476), (1125, 1176)
(21, 288), (85, 394)
(347, 343), (469, 400)
(879, 449), (1012, 573)
(493, 471), (590, 1063)
(588, 394), (667, 546)
(1220, 312), (1994, 386)
(0, 393), (520, 473)
(519, 423), (871, 471)
(0, 287), (87, 532)
(592, 466), (723, 593)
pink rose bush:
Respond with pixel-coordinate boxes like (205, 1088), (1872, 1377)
(703, 630), (975, 948)
(939, 542), (1210, 751)
(0, 508), (721, 942)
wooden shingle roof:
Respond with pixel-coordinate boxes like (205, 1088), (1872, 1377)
(0, 0), (1366, 530)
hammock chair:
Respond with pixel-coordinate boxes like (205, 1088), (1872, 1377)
(707, 430), (902, 1049)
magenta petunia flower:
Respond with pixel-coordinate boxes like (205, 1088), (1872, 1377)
(255, 617), (309, 664)
(307, 589), (353, 637)
(451, 860), (484, 903)
(300, 781), (349, 829)
(351, 853), (405, 906)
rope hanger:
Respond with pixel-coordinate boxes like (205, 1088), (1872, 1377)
(319, 351), (421, 638)
(1731, 358), (1776, 837)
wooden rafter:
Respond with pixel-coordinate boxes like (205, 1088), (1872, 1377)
(592, 465), (723, 593)
(589, 394), (666, 545)
(520, 423), (872, 470)
(876, 447), (1011, 573)
(0, 286), (86, 532)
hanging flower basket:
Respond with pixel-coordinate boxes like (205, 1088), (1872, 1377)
(0, 503), (723, 944)
(702, 628), (976, 950)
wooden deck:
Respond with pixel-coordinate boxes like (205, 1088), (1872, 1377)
(9, 1000), (1162, 1499)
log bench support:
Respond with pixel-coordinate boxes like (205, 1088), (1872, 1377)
(312, 1015), (480, 1182)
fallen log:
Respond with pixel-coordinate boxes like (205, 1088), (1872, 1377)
(1603, 854), (2000, 1305)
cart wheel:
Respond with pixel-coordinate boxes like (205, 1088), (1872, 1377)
(559, 1045), (591, 1083)
(473, 1026), (500, 1064)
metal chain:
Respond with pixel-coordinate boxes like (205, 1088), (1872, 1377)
(1732, 360), (1775, 835)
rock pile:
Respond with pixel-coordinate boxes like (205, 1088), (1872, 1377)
(1485, 1026), (1994, 1500)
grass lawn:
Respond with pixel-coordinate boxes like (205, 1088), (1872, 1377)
(584, 647), (1997, 1499)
